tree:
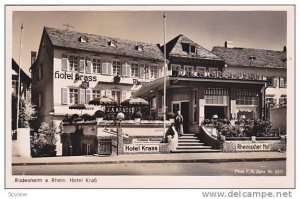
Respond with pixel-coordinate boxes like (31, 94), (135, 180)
(19, 91), (36, 128)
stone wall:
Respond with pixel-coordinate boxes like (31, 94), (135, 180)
(221, 136), (286, 152)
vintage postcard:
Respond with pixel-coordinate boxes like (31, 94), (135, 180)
(5, 5), (295, 189)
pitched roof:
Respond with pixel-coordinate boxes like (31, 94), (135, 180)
(44, 27), (164, 62)
(12, 59), (31, 84)
(211, 46), (287, 69)
(162, 34), (223, 61)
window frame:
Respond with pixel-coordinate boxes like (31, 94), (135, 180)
(92, 58), (101, 74)
(69, 88), (79, 104)
(69, 55), (79, 72)
(130, 62), (139, 78)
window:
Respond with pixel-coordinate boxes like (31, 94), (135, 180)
(145, 64), (150, 79)
(136, 45), (143, 51)
(131, 63), (139, 77)
(12, 80), (17, 96)
(208, 68), (218, 77)
(69, 88), (78, 104)
(113, 60), (121, 76)
(205, 95), (228, 105)
(109, 41), (116, 47)
(92, 90), (101, 99)
(279, 95), (287, 106)
(279, 77), (286, 88)
(93, 58), (101, 74)
(69, 55), (79, 71)
(112, 91), (121, 104)
(196, 67), (206, 76)
(268, 77), (278, 88)
(190, 45), (196, 53)
(171, 64), (181, 76)
(236, 89), (259, 106)
(150, 65), (158, 79)
(184, 65), (194, 76)
(38, 93), (43, 108)
(38, 65), (43, 80)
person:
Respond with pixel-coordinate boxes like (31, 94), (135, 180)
(175, 110), (184, 136)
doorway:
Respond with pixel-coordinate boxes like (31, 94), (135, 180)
(181, 102), (189, 133)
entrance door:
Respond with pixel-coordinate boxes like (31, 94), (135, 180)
(180, 102), (189, 134)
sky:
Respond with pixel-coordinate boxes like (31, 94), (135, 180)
(12, 11), (287, 76)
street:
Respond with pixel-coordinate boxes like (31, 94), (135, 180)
(12, 161), (285, 176)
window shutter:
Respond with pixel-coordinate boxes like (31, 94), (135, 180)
(273, 77), (278, 87)
(102, 62), (108, 75)
(122, 63), (127, 76)
(61, 88), (68, 105)
(106, 90), (112, 98)
(139, 64), (145, 78)
(86, 89), (91, 103)
(86, 60), (92, 74)
(100, 90), (106, 97)
(79, 89), (86, 103)
(126, 63), (131, 77)
(62, 58), (68, 71)
(79, 59), (85, 73)
(107, 62), (112, 75)
(121, 91), (127, 102)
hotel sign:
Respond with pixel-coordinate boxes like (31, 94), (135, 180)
(236, 143), (271, 151)
(54, 71), (97, 82)
(124, 144), (160, 153)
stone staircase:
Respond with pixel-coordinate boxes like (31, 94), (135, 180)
(171, 134), (222, 153)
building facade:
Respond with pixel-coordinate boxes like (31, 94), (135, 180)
(134, 35), (267, 133)
(12, 59), (31, 130)
(31, 27), (164, 126)
(212, 42), (287, 108)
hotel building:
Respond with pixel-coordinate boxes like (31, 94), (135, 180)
(30, 27), (164, 126)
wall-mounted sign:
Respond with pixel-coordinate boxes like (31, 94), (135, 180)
(236, 143), (271, 151)
(55, 71), (97, 82)
(124, 144), (159, 153)
(132, 138), (162, 144)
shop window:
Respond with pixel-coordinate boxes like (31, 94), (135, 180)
(69, 55), (79, 72)
(279, 77), (287, 88)
(113, 60), (121, 76)
(131, 63), (139, 77)
(92, 58), (101, 74)
(205, 95), (228, 105)
(236, 89), (259, 106)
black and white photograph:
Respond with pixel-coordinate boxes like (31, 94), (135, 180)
(5, 5), (295, 189)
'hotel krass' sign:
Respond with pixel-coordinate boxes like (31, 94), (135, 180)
(124, 144), (160, 153)
(54, 71), (97, 82)
(236, 143), (271, 151)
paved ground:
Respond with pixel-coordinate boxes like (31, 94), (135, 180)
(12, 152), (286, 166)
(12, 161), (286, 176)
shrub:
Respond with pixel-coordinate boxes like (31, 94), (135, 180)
(133, 111), (142, 119)
(82, 113), (95, 121)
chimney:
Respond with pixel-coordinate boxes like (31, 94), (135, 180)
(283, 46), (287, 52)
(31, 51), (37, 65)
(224, 41), (234, 48)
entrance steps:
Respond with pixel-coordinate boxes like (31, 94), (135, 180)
(171, 134), (222, 153)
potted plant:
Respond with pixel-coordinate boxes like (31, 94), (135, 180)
(133, 111), (142, 123)
(94, 110), (105, 123)
(167, 112), (175, 123)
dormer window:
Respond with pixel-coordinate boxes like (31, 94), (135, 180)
(108, 40), (117, 47)
(78, 36), (88, 43)
(136, 45), (144, 52)
(249, 56), (256, 61)
(190, 45), (196, 54)
(182, 43), (197, 54)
